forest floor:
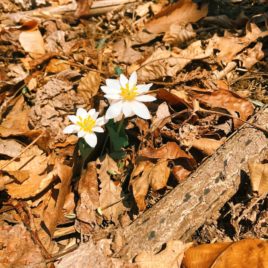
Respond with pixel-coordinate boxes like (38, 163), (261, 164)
(0, 0), (268, 267)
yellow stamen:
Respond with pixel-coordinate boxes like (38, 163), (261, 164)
(120, 83), (137, 101)
(77, 115), (96, 133)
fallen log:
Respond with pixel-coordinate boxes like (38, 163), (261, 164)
(116, 108), (268, 259)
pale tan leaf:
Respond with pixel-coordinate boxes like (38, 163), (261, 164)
(0, 139), (24, 158)
(151, 102), (171, 130)
(19, 26), (45, 55)
(248, 161), (268, 195)
(135, 240), (192, 268)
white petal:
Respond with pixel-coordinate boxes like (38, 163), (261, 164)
(120, 74), (128, 88)
(93, 126), (104, 133)
(101, 86), (112, 94)
(129, 71), (137, 89)
(84, 133), (97, 148)
(105, 101), (123, 120)
(88, 109), (99, 120)
(123, 102), (135, 118)
(106, 79), (121, 91)
(135, 95), (156, 102)
(78, 130), (86, 138)
(68, 115), (78, 124)
(76, 108), (87, 118)
(96, 116), (106, 126)
(63, 124), (79, 134)
(136, 84), (153, 94)
(104, 94), (122, 100)
(131, 101), (151, 119)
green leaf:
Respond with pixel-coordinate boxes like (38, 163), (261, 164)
(106, 119), (129, 160)
(114, 66), (123, 75)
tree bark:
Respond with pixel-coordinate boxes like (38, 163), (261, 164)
(116, 108), (268, 259)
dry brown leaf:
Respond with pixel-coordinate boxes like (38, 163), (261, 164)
(135, 40), (211, 81)
(183, 242), (232, 268)
(131, 160), (170, 211)
(77, 71), (101, 101)
(0, 96), (30, 137)
(190, 137), (224, 156)
(6, 171), (55, 199)
(0, 144), (47, 174)
(131, 160), (154, 211)
(211, 239), (268, 268)
(98, 155), (125, 224)
(0, 224), (46, 267)
(0, 139), (24, 158)
(150, 160), (170, 191)
(194, 89), (254, 128)
(235, 42), (264, 69)
(135, 240), (192, 268)
(144, 0), (208, 34)
(114, 38), (143, 64)
(163, 23), (196, 46)
(43, 163), (72, 236)
(172, 165), (191, 182)
(19, 21), (45, 55)
(248, 160), (268, 195)
(76, 162), (100, 233)
(45, 58), (70, 73)
(157, 89), (191, 108)
(140, 142), (193, 160)
(210, 23), (268, 64)
(183, 239), (268, 268)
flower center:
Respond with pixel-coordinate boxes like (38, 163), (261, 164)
(120, 83), (137, 101)
(77, 115), (96, 133)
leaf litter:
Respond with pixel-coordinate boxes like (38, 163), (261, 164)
(0, 0), (268, 267)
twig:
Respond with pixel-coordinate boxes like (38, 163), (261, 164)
(0, 131), (44, 170)
(45, 244), (79, 264)
(0, 0), (137, 22)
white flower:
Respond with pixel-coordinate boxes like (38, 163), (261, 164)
(101, 71), (156, 121)
(63, 108), (105, 148)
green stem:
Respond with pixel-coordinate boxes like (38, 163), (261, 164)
(117, 118), (125, 134)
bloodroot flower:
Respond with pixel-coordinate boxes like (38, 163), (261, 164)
(101, 71), (156, 121)
(63, 108), (105, 148)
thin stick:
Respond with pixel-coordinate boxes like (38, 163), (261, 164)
(0, 131), (44, 170)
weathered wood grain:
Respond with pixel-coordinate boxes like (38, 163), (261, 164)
(117, 108), (268, 259)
